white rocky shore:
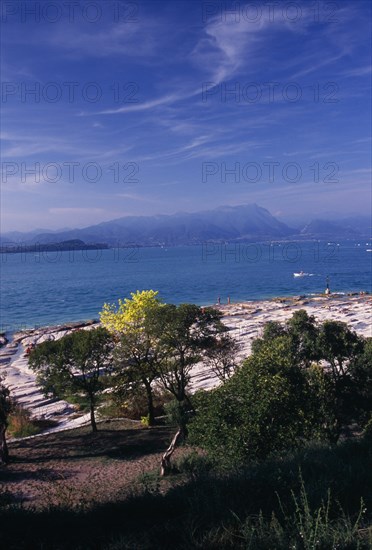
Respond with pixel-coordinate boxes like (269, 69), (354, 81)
(0, 294), (371, 435)
(190, 293), (371, 391)
(0, 320), (99, 435)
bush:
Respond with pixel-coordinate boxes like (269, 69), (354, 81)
(189, 337), (320, 465)
(164, 398), (190, 428)
(7, 406), (40, 438)
(101, 387), (171, 421)
(176, 450), (213, 479)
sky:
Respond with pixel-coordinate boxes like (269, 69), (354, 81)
(1, 0), (371, 232)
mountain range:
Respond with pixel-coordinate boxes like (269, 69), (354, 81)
(1, 205), (371, 248)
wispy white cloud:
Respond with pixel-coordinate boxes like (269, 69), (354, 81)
(290, 53), (346, 79)
(85, 94), (182, 116)
(1, 1), (371, 231)
(339, 65), (372, 78)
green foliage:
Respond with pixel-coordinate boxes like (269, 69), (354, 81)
(101, 294), (235, 429)
(7, 405), (40, 438)
(189, 336), (320, 464)
(100, 290), (162, 333)
(0, 377), (11, 428)
(156, 303), (226, 406)
(315, 326), (370, 442)
(230, 310), (370, 446)
(204, 333), (240, 382)
(349, 338), (372, 426)
(253, 310), (319, 367)
(100, 384), (171, 421)
(176, 451), (213, 479)
(164, 398), (190, 428)
(135, 471), (161, 496)
(29, 327), (113, 432)
(140, 414), (150, 427)
(318, 320), (363, 373)
(0, 377), (11, 463)
(242, 490), (368, 550)
(100, 290), (165, 426)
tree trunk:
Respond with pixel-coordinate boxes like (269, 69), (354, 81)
(0, 425), (9, 464)
(143, 379), (155, 426)
(177, 398), (192, 438)
(90, 402), (97, 432)
(160, 428), (182, 476)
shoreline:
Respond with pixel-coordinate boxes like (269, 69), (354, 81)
(1, 292), (371, 436)
(1, 290), (370, 339)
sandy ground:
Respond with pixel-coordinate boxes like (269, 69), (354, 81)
(1, 293), (371, 434)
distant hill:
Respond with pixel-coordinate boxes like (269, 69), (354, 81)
(0, 240), (109, 254)
(1, 205), (370, 247)
(299, 220), (359, 239)
(0, 204), (295, 247)
(299, 217), (371, 239)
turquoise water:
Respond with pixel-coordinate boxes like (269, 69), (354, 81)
(1, 241), (371, 332)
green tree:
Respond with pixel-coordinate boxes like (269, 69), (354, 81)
(29, 327), (112, 432)
(156, 304), (226, 412)
(252, 310), (319, 367)
(100, 290), (164, 426)
(315, 320), (365, 442)
(189, 336), (315, 464)
(317, 320), (363, 380)
(286, 309), (319, 367)
(349, 338), (372, 426)
(305, 363), (341, 443)
(204, 333), (240, 383)
(0, 378), (11, 464)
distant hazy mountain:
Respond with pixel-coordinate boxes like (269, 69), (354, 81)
(0, 227), (73, 246)
(299, 218), (370, 239)
(1, 206), (370, 247)
(1, 204), (294, 246)
(339, 215), (371, 236)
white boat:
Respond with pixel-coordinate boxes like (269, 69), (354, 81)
(293, 271), (305, 277)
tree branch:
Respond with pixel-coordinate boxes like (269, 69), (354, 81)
(160, 428), (182, 476)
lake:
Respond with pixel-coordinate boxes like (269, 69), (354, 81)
(1, 240), (371, 332)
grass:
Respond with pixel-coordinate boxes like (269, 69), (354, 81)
(0, 421), (371, 548)
(7, 405), (57, 438)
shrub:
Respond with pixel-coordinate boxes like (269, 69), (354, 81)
(102, 387), (171, 421)
(164, 398), (190, 428)
(140, 414), (150, 427)
(7, 406), (40, 438)
(176, 450), (213, 479)
(189, 337), (318, 465)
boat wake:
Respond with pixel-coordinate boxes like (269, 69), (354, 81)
(293, 272), (316, 278)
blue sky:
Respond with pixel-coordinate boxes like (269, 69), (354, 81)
(1, 0), (371, 231)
